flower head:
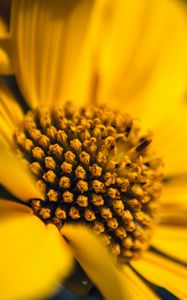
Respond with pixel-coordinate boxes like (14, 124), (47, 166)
(0, 0), (187, 300)
(14, 101), (163, 262)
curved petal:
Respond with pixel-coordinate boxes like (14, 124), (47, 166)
(10, 0), (101, 108)
(96, 0), (187, 129)
(61, 224), (132, 300)
(131, 251), (187, 299)
(0, 17), (12, 74)
(151, 225), (187, 264)
(0, 213), (73, 300)
(0, 146), (43, 201)
(0, 198), (33, 216)
(9, 0), (187, 116)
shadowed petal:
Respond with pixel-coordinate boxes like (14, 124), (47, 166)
(0, 146), (43, 201)
(0, 198), (33, 216)
(0, 18), (12, 74)
(122, 266), (159, 300)
(131, 251), (187, 299)
(0, 78), (24, 127)
(61, 224), (132, 300)
(0, 78), (24, 147)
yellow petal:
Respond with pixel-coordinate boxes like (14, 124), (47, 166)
(152, 225), (187, 264)
(0, 146), (43, 201)
(0, 198), (33, 216)
(0, 78), (24, 127)
(0, 17), (12, 74)
(153, 103), (187, 176)
(96, 0), (187, 129)
(10, 0), (99, 108)
(0, 78), (24, 147)
(159, 180), (187, 225)
(0, 213), (73, 300)
(61, 224), (132, 300)
(131, 251), (187, 299)
(0, 114), (15, 147)
(122, 266), (159, 300)
(160, 179), (187, 208)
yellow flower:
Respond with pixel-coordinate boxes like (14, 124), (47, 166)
(0, 1), (187, 300)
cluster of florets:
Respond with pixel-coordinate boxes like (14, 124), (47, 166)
(15, 103), (163, 261)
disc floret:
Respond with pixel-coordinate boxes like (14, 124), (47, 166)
(15, 102), (163, 262)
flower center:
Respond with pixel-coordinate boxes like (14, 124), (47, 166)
(14, 102), (163, 262)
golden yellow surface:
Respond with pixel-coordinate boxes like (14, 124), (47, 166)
(0, 0), (187, 299)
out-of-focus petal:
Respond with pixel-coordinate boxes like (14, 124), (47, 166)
(0, 114), (15, 147)
(0, 146), (43, 201)
(151, 225), (187, 264)
(0, 213), (73, 300)
(10, 0), (100, 108)
(122, 266), (159, 300)
(0, 198), (33, 216)
(153, 102), (187, 176)
(0, 78), (24, 147)
(0, 17), (12, 74)
(131, 251), (187, 299)
(0, 78), (24, 127)
(61, 224), (132, 300)
(159, 179), (187, 225)
(96, 0), (187, 129)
